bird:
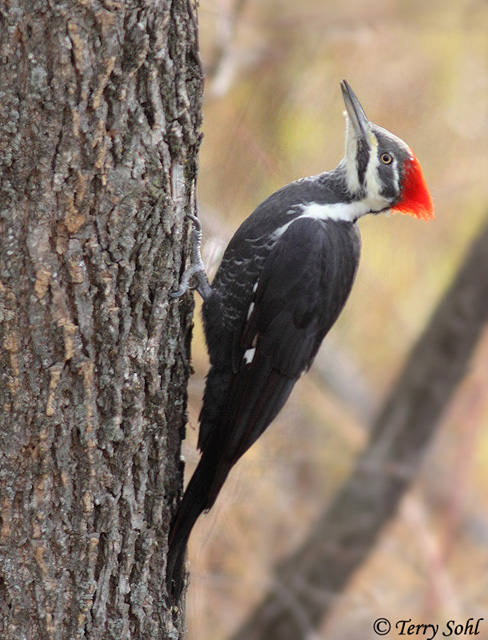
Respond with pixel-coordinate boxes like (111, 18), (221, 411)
(166, 80), (434, 600)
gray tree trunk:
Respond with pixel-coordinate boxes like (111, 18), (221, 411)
(0, 1), (202, 638)
(231, 217), (488, 640)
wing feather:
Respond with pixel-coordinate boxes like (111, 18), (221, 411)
(216, 218), (360, 464)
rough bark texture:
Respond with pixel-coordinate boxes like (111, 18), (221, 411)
(0, 1), (202, 638)
(231, 217), (488, 640)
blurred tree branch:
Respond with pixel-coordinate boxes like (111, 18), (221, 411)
(206, 0), (249, 99)
(230, 216), (488, 640)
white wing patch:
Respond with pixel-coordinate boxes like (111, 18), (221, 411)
(243, 347), (256, 364)
(242, 281), (259, 365)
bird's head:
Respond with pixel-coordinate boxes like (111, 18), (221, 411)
(340, 80), (434, 221)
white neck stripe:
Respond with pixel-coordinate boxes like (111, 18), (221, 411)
(272, 200), (378, 239)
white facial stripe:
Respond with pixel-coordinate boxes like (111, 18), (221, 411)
(344, 115), (361, 194)
(373, 126), (411, 201)
(359, 131), (405, 213)
(364, 137), (384, 205)
(391, 158), (400, 196)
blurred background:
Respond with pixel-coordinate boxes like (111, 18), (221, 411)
(183, 0), (488, 637)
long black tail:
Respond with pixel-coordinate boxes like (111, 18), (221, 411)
(166, 446), (232, 601)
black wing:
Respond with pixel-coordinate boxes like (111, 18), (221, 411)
(217, 217), (361, 467)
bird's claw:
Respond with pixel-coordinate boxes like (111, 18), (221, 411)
(170, 214), (211, 300)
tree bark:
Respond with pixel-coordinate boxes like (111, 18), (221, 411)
(231, 217), (488, 640)
(0, 1), (202, 638)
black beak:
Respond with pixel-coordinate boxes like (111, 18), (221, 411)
(341, 80), (371, 140)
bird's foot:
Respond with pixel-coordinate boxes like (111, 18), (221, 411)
(170, 214), (211, 300)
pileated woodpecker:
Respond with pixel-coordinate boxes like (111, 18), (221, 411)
(167, 80), (434, 599)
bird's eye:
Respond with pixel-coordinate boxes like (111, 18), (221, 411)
(380, 153), (393, 165)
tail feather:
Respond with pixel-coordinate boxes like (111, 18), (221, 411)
(166, 446), (232, 600)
